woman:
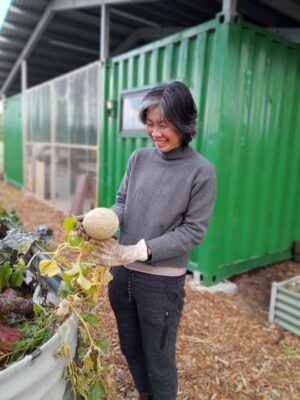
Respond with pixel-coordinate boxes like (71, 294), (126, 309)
(88, 81), (216, 399)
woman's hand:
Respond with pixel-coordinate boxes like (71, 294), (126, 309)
(73, 214), (90, 241)
(90, 238), (148, 267)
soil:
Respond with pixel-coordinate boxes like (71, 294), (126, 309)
(1, 181), (300, 400)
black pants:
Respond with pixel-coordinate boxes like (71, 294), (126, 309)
(108, 266), (185, 400)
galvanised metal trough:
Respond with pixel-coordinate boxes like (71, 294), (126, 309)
(0, 221), (78, 400)
(269, 275), (300, 337)
(0, 314), (77, 400)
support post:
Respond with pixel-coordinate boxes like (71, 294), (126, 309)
(100, 3), (110, 60)
(222, 0), (238, 16)
(21, 59), (27, 92)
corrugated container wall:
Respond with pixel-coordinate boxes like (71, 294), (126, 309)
(99, 17), (300, 285)
(3, 94), (23, 187)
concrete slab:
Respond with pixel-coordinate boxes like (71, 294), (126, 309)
(189, 278), (238, 294)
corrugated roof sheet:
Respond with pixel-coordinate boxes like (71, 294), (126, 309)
(0, 0), (300, 96)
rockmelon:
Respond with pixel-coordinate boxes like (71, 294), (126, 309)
(82, 208), (119, 240)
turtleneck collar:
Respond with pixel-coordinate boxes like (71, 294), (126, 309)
(156, 146), (193, 160)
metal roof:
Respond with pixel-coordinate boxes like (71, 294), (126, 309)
(0, 0), (300, 97)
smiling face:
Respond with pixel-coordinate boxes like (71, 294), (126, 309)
(145, 107), (182, 153)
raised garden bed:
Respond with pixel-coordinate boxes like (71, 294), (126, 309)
(0, 215), (78, 400)
(0, 205), (113, 399)
(269, 275), (300, 337)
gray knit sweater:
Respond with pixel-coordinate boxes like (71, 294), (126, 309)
(111, 146), (216, 273)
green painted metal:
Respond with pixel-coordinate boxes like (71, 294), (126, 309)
(99, 17), (300, 285)
(3, 94), (23, 188)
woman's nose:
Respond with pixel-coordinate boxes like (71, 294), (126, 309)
(152, 126), (162, 137)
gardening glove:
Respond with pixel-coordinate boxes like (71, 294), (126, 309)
(90, 238), (148, 267)
(73, 214), (90, 240)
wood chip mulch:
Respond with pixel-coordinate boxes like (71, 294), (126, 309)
(1, 181), (300, 400)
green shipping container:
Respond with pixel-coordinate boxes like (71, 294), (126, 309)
(3, 94), (23, 188)
(99, 16), (300, 285)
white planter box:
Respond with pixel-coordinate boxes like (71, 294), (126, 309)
(269, 275), (300, 337)
(0, 221), (78, 400)
(0, 313), (78, 400)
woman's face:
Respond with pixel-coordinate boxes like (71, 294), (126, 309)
(145, 107), (181, 153)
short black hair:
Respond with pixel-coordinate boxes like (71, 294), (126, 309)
(139, 81), (198, 148)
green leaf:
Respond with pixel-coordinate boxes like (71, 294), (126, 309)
(69, 233), (83, 248)
(33, 303), (44, 314)
(87, 383), (106, 400)
(83, 312), (99, 326)
(95, 339), (109, 353)
(0, 261), (13, 288)
(10, 269), (23, 287)
(77, 347), (87, 358)
(281, 344), (297, 356)
(63, 217), (77, 233)
(13, 339), (30, 353)
(21, 324), (38, 336)
(58, 280), (74, 299)
(10, 259), (26, 287)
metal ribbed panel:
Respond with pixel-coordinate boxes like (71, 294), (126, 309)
(6, 0), (46, 26)
(198, 20), (300, 284)
(269, 276), (300, 337)
(13, 0), (47, 11)
(3, 94), (23, 187)
(99, 17), (300, 285)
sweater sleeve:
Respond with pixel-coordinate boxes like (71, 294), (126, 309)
(146, 173), (216, 264)
(110, 152), (135, 226)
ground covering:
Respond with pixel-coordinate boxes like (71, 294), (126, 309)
(0, 181), (299, 400)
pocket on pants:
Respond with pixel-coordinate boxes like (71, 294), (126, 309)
(165, 277), (185, 310)
(159, 310), (170, 350)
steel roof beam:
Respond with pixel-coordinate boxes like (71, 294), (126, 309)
(268, 28), (300, 43)
(53, 0), (158, 12)
(48, 38), (99, 55)
(1, 3), (55, 95)
(260, 0), (300, 23)
(112, 26), (183, 55)
(61, 9), (133, 36)
(110, 8), (160, 27)
(32, 45), (94, 62)
(50, 20), (99, 42)
(66, 10), (100, 27)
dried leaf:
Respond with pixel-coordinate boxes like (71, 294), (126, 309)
(39, 259), (60, 277)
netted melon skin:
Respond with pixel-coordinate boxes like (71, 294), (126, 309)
(82, 208), (119, 240)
